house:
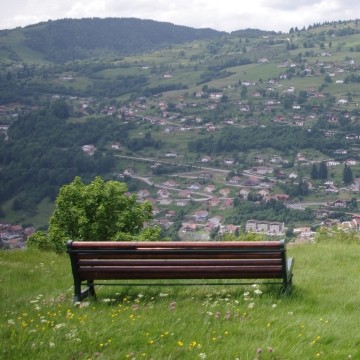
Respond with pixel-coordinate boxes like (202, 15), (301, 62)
(188, 183), (202, 190)
(165, 210), (176, 218)
(222, 198), (234, 208)
(181, 223), (197, 232)
(325, 184), (339, 193)
(209, 93), (223, 100)
(201, 156), (212, 163)
(219, 224), (239, 234)
(252, 166), (274, 175)
(329, 199), (346, 208)
(159, 198), (173, 206)
(165, 152), (177, 158)
(258, 189), (270, 197)
(176, 199), (190, 207)
(157, 189), (170, 198)
(82, 144), (95, 156)
(245, 220), (285, 235)
(229, 176), (242, 184)
(204, 184), (216, 193)
(194, 210), (209, 221)
(178, 190), (191, 198)
(163, 180), (178, 188)
(244, 177), (260, 187)
(344, 159), (357, 166)
(137, 189), (150, 199)
(341, 218), (360, 231)
(208, 197), (220, 207)
(123, 168), (135, 177)
(326, 160), (340, 167)
(219, 188), (231, 197)
(239, 189), (250, 199)
(224, 158), (234, 165)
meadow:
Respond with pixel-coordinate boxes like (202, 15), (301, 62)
(1, 239), (360, 360)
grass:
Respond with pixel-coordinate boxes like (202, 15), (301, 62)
(1, 240), (360, 359)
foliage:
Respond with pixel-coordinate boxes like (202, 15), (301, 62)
(315, 226), (360, 244)
(32, 177), (159, 253)
(228, 198), (314, 225)
(342, 164), (353, 185)
(23, 18), (224, 63)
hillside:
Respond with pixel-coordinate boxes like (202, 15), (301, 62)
(1, 240), (360, 359)
(0, 18), (226, 63)
(2, 18), (360, 235)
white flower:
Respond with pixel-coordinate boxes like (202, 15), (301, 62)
(272, 304), (278, 308)
(254, 289), (262, 295)
(159, 293), (169, 297)
(49, 342), (55, 348)
(199, 353), (207, 359)
(248, 302), (255, 309)
(54, 323), (66, 330)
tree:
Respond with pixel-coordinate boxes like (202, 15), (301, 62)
(318, 162), (328, 179)
(343, 164), (353, 185)
(311, 163), (319, 180)
(29, 176), (160, 253)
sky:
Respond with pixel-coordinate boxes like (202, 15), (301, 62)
(1, 0), (360, 33)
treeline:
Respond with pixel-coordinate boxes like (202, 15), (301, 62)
(23, 18), (224, 63)
(227, 198), (314, 226)
(188, 126), (347, 155)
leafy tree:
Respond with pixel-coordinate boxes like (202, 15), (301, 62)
(29, 176), (160, 253)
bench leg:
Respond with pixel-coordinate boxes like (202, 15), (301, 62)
(73, 280), (96, 304)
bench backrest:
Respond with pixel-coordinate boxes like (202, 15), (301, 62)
(67, 240), (289, 281)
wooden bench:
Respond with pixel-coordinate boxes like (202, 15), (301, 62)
(67, 240), (294, 303)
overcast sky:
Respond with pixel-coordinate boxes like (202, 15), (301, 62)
(1, 0), (360, 33)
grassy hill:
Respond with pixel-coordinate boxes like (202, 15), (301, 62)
(1, 239), (360, 359)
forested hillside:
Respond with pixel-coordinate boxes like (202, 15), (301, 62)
(5, 18), (225, 63)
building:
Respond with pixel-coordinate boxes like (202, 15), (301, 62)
(245, 219), (285, 235)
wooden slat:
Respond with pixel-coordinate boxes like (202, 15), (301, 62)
(70, 240), (283, 250)
(77, 259), (283, 267)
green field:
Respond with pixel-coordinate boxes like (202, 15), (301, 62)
(1, 237), (360, 359)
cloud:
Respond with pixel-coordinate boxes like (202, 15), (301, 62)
(1, 0), (360, 32)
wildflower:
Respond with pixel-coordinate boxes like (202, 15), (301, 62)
(132, 304), (140, 311)
(257, 348), (262, 353)
(215, 311), (221, 319)
(7, 319), (15, 325)
(248, 303), (255, 309)
(54, 323), (66, 330)
(159, 293), (169, 297)
(177, 341), (184, 347)
(49, 342), (55, 348)
(199, 353), (207, 359)
(268, 347), (273, 352)
(272, 304), (277, 308)
(225, 311), (231, 320)
(254, 289), (262, 295)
